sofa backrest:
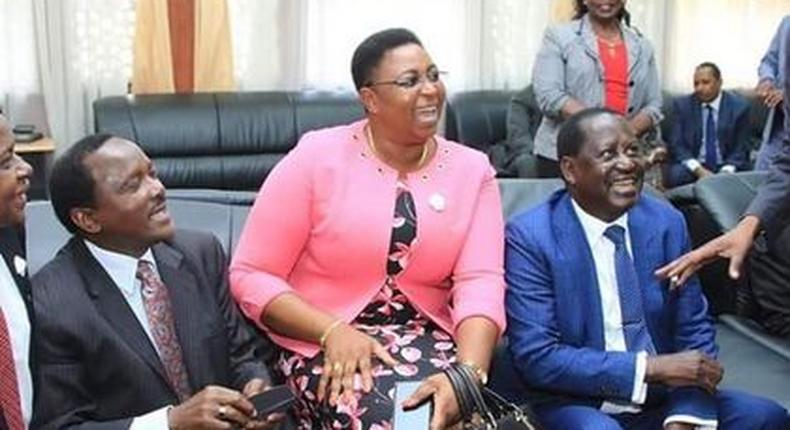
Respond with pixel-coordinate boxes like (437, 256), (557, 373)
(694, 171), (767, 231)
(445, 90), (518, 152)
(94, 91), (365, 191)
(26, 179), (570, 276)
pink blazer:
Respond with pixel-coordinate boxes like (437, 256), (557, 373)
(230, 120), (506, 357)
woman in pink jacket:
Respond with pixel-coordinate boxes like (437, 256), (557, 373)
(230, 28), (505, 429)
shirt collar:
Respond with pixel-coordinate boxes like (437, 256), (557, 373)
(570, 198), (629, 247)
(704, 92), (722, 111)
(84, 240), (156, 297)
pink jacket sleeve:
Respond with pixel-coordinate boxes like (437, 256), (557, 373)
(229, 138), (313, 326)
(450, 165), (507, 334)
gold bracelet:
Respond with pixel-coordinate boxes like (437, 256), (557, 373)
(319, 320), (343, 349)
(460, 360), (489, 385)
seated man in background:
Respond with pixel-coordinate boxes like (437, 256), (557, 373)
(666, 62), (751, 188)
(32, 134), (281, 429)
(504, 108), (788, 429)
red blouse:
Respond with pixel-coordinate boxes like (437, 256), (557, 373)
(598, 38), (629, 116)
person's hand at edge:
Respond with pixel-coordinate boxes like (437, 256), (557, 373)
(655, 216), (760, 288)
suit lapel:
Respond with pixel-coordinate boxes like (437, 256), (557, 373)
(717, 92), (731, 156)
(153, 242), (206, 392)
(552, 193), (605, 348)
(578, 17), (602, 72)
(691, 99), (703, 155)
(626, 199), (665, 338)
(70, 238), (173, 391)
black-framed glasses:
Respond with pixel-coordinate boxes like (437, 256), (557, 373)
(366, 68), (448, 90)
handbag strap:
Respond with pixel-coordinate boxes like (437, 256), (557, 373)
(456, 363), (499, 427)
(443, 363), (473, 420)
(481, 386), (543, 430)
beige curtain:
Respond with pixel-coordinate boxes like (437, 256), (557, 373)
(132, 0), (174, 94)
(132, 0), (235, 94)
(194, 0), (235, 91)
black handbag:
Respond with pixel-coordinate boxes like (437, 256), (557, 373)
(444, 363), (543, 430)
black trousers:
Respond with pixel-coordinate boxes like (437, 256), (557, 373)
(743, 222), (790, 338)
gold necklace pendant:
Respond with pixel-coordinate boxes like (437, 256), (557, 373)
(366, 125), (430, 170)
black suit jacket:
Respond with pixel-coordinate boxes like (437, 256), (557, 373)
(0, 225), (33, 430)
(31, 229), (273, 430)
(668, 90), (752, 171)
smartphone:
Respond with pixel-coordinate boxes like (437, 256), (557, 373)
(249, 384), (296, 417)
(393, 381), (431, 430)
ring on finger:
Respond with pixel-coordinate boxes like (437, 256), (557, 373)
(217, 405), (228, 419)
(333, 362), (343, 373)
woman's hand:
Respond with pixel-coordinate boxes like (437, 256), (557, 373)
(317, 323), (398, 405)
(402, 372), (461, 430)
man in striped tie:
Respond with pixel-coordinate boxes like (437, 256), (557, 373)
(31, 135), (282, 430)
(501, 108), (788, 429)
(0, 115), (34, 430)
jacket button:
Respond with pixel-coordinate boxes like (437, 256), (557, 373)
(628, 106), (634, 113)
(629, 80), (635, 87)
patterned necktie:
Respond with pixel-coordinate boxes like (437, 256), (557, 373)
(136, 260), (192, 401)
(704, 104), (718, 170)
(0, 308), (25, 430)
(603, 226), (656, 354)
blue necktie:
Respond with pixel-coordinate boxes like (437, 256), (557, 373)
(604, 225), (655, 354)
(704, 104), (718, 170)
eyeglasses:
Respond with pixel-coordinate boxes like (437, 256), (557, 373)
(366, 68), (447, 90)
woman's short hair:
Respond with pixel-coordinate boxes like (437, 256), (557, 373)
(351, 28), (423, 91)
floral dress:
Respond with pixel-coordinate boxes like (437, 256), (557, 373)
(279, 182), (458, 429)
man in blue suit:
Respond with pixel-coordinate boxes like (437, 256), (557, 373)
(504, 108), (788, 429)
(666, 62), (752, 187)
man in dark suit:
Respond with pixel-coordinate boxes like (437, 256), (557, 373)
(32, 134), (281, 429)
(666, 62), (752, 187)
(0, 114), (34, 430)
(504, 108), (788, 429)
(657, 32), (790, 288)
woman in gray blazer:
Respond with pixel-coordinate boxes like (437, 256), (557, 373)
(531, 0), (663, 177)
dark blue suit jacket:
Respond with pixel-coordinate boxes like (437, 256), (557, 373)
(668, 90), (751, 172)
(503, 190), (718, 420)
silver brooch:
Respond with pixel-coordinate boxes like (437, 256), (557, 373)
(429, 193), (446, 212)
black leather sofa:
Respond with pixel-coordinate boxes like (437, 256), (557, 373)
(77, 90), (788, 413)
(445, 87), (770, 179)
(94, 91), (365, 191)
(25, 179), (790, 410)
(93, 88), (768, 188)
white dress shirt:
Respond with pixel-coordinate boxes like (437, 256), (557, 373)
(84, 241), (171, 430)
(571, 200), (717, 429)
(0, 258), (33, 428)
(571, 199), (648, 413)
(683, 92), (736, 174)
